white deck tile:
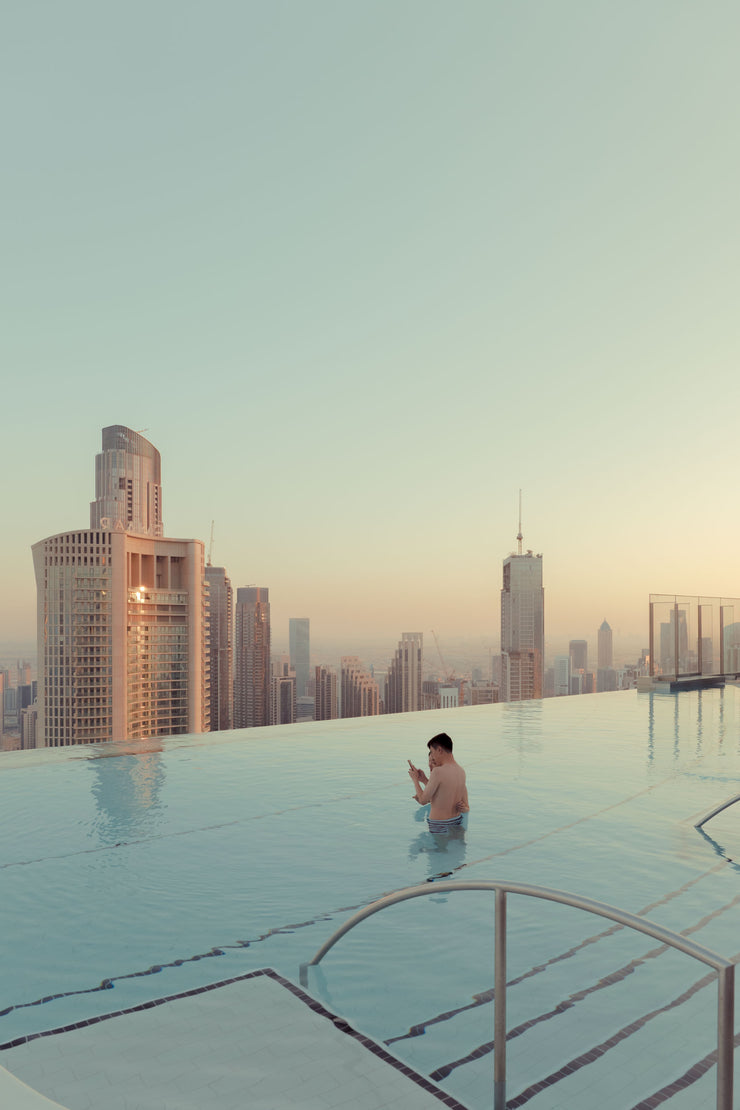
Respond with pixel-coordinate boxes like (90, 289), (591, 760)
(0, 971), (466, 1110)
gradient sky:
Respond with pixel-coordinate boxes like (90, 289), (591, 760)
(3, 1), (739, 660)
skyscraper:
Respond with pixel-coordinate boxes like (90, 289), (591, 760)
(314, 665), (338, 721)
(90, 425), (163, 536)
(500, 518), (544, 702)
(569, 639), (588, 673)
(597, 620), (613, 668)
(270, 657), (296, 725)
(341, 656), (379, 718)
(205, 565), (233, 731)
(234, 587), (271, 728)
(553, 655), (570, 696)
(289, 618), (310, 698)
(32, 426), (208, 747)
(384, 632), (423, 714)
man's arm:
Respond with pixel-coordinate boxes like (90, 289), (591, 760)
(408, 759), (428, 786)
(410, 765), (439, 806)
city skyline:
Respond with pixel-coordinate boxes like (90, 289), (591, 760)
(4, 3), (740, 652)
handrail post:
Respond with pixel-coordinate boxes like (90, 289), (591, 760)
(717, 963), (735, 1110)
(494, 887), (507, 1109)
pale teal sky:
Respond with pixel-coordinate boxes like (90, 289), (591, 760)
(3, 1), (739, 655)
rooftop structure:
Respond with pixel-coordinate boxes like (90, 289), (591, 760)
(648, 594), (740, 685)
(90, 425), (163, 537)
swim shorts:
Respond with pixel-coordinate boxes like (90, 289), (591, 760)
(427, 814), (464, 835)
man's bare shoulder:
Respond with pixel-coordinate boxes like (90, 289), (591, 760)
(437, 762), (464, 781)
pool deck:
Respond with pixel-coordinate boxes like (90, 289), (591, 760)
(0, 968), (468, 1110)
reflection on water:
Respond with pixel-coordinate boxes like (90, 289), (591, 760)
(644, 686), (730, 769)
(504, 698), (544, 758)
(88, 745), (166, 845)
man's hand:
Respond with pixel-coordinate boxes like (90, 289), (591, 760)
(408, 761), (429, 786)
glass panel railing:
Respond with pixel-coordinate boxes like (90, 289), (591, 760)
(722, 605), (739, 673)
(650, 595), (740, 679)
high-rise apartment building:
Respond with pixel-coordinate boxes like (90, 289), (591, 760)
(270, 657), (296, 725)
(289, 618), (310, 699)
(384, 632), (423, 714)
(20, 701), (38, 749)
(205, 565), (233, 732)
(500, 528), (544, 702)
(341, 656), (379, 718)
(234, 587), (271, 728)
(553, 655), (570, 696)
(32, 426), (208, 747)
(569, 639), (588, 673)
(314, 665), (338, 721)
(598, 620), (613, 668)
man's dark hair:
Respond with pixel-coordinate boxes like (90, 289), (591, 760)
(428, 732), (453, 753)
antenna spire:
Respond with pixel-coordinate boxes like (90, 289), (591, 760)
(517, 489), (523, 555)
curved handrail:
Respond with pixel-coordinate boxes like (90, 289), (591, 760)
(300, 880), (734, 1110)
(695, 794), (740, 830)
(301, 879), (732, 972)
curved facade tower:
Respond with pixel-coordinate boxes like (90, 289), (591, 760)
(32, 426), (207, 747)
(90, 425), (163, 536)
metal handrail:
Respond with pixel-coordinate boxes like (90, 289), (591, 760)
(299, 880), (734, 1110)
(695, 794), (740, 830)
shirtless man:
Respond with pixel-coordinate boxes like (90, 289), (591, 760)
(408, 732), (469, 834)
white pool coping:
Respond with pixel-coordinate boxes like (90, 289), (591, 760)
(0, 968), (468, 1110)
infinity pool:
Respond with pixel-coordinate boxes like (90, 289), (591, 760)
(1, 688), (739, 1109)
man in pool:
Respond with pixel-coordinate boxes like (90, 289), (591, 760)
(408, 732), (469, 834)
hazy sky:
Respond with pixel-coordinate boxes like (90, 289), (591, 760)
(3, 1), (739, 658)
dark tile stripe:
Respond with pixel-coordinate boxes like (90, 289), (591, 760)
(388, 859), (728, 1046)
(0, 969), (268, 1050)
(428, 894), (740, 1086)
(502, 950), (740, 1108)
(628, 1027), (740, 1109)
(0, 967), (469, 1110)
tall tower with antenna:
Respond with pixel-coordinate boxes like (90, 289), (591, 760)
(500, 493), (544, 702)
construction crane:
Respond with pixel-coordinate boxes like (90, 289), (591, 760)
(207, 521), (215, 566)
(431, 629), (456, 683)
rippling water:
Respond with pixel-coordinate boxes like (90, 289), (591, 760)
(1, 688), (738, 1108)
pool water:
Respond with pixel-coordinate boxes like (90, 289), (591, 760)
(1, 688), (738, 1109)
